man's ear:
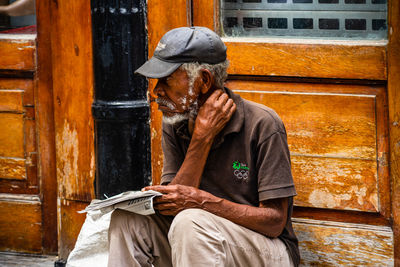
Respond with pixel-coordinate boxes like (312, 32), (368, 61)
(199, 69), (214, 94)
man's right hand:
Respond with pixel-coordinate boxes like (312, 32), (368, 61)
(193, 90), (236, 142)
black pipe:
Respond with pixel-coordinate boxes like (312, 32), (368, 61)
(90, 0), (151, 199)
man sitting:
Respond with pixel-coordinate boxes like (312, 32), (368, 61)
(107, 26), (299, 267)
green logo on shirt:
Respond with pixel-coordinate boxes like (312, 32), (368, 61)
(232, 161), (249, 182)
(232, 161), (249, 171)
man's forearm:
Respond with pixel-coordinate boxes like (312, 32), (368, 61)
(195, 190), (288, 238)
(147, 184), (288, 238)
(169, 135), (213, 187)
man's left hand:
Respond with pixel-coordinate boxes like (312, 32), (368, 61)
(143, 184), (206, 216)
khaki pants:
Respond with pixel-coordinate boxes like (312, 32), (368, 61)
(108, 208), (293, 267)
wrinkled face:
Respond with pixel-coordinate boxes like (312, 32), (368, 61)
(153, 68), (200, 124)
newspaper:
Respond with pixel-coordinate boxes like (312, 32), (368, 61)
(79, 190), (162, 216)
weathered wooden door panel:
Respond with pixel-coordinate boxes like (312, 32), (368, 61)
(0, 90), (24, 112)
(227, 81), (392, 262)
(0, 157), (26, 180)
(0, 197), (42, 253)
(0, 114), (25, 158)
(225, 41), (387, 80)
(292, 157), (378, 211)
(0, 49), (42, 253)
(225, 84), (390, 262)
(0, 37), (36, 71)
(293, 218), (393, 266)
(0, 78), (38, 194)
(227, 81), (389, 215)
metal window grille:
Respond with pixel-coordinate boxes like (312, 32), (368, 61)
(221, 0), (387, 39)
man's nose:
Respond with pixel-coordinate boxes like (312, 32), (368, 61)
(153, 80), (165, 97)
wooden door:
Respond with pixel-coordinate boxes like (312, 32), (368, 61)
(0, 1), (58, 254)
(0, 37), (41, 253)
(148, 0), (399, 265)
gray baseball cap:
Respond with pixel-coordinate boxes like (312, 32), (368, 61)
(135, 27), (227, 78)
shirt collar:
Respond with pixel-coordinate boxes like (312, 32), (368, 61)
(175, 120), (190, 140)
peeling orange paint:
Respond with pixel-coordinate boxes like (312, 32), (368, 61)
(56, 121), (79, 198)
(293, 218), (394, 266)
(292, 155), (378, 212)
(0, 157), (26, 179)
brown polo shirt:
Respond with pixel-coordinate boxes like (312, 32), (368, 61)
(161, 88), (300, 266)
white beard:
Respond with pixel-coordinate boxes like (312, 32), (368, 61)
(162, 113), (190, 125)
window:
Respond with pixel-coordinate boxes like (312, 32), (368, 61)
(221, 0), (387, 39)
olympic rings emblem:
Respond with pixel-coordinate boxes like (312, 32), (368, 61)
(234, 169), (249, 180)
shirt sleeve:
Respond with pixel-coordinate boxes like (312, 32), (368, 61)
(257, 131), (297, 201)
(160, 125), (184, 185)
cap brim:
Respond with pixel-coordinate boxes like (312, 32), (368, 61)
(134, 57), (182, 78)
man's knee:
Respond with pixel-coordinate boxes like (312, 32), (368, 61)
(170, 209), (212, 230)
(168, 209), (217, 242)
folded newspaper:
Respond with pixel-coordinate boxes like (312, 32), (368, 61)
(79, 190), (162, 215)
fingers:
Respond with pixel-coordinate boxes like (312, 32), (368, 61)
(204, 90), (235, 111)
(153, 194), (177, 204)
(153, 202), (178, 216)
(153, 202), (176, 210)
(228, 102), (237, 116)
(222, 98), (234, 113)
(207, 89), (223, 102)
(144, 185), (175, 194)
(209, 91), (233, 112)
(216, 92), (229, 105)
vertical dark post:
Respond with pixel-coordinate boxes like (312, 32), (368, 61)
(91, 0), (151, 198)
